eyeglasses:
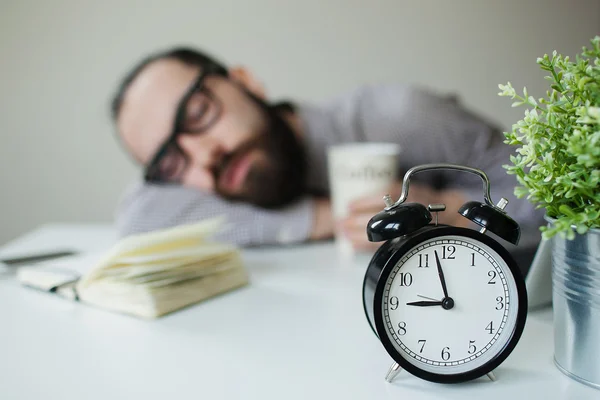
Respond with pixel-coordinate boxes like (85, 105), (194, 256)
(144, 65), (227, 183)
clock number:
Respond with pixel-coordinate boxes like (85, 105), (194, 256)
(390, 296), (399, 310)
(418, 254), (429, 268)
(488, 270), (497, 284)
(468, 340), (476, 354)
(399, 273), (413, 287)
(496, 296), (504, 310)
(442, 245), (456, 259)
(486, 321), (495, 334)
(441, 347), (451, 361)
(418, 339), (426, 353)
(397, 322), (407, 336)
(470, 253), (476, 266)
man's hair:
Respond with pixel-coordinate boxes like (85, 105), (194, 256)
(110, 47), (228, 121)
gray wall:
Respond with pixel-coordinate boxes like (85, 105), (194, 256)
(1, 0), (598, 244)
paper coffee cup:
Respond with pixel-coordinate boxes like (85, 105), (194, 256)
(327, 143), (401, 257)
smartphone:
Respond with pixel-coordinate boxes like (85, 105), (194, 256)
(0, 250), (78, 266)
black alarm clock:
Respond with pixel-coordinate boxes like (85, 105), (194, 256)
(362, 163), (527, 384)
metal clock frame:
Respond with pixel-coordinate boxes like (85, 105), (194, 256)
(362, 224), (528, 384)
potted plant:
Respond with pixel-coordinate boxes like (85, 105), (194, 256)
(498, 36), (600, 389)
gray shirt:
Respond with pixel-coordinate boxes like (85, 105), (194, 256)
(116, 84), (545, 253)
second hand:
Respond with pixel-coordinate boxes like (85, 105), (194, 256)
(418, 295), (440, 302)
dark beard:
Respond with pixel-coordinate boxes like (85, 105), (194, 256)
(213, 99), (308, 209)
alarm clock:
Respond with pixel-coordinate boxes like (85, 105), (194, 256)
(362, 163), (527, 384)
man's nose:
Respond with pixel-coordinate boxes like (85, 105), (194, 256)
(177, 134), (224, 168)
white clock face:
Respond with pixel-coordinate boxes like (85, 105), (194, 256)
(382, 235), (519, 375)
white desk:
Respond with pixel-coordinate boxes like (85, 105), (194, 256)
(0, 224), (597, 400)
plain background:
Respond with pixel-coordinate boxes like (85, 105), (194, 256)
(0, 0), (598, 245)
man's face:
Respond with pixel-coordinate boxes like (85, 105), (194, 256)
(117, 58), (306, 208)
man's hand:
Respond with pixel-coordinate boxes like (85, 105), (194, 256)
(341, 182), (470, 251)
(310, 198), (335, 240)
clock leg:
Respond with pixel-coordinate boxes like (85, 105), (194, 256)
(486, 371), (497, 381)
(385, 362), (402, 382)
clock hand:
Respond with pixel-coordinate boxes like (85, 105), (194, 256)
(406, 300), (443, 307)
(434, 250), (450, 299)
(418, 295), (441, 302)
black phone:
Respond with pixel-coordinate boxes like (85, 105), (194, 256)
(0, 250), (78, 266)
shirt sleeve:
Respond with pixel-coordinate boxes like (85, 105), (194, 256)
(353, 85), (546, 249)
(115, 182), (314, 247)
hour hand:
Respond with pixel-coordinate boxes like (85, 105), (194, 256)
(406, 300), (443, 307)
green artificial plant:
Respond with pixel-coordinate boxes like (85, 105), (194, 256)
(498, 36), (600, 240)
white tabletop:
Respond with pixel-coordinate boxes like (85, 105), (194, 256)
(0, 224), (597, 400)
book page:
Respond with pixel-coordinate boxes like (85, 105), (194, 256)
(16, 252), (107, 291)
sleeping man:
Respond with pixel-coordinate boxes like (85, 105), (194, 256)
(110, 46), (544, 268)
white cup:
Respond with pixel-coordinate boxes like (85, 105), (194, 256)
(327, 143), (401, 257)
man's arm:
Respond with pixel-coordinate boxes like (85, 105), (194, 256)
(116, 182), (333, 246)
(339, 85), (545, 250)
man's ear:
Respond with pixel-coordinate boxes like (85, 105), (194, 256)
(228, 66), (267, 99)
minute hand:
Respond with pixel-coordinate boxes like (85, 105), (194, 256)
(434, 250), (449, 298)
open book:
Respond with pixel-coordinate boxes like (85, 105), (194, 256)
(17, 218), (249, 318)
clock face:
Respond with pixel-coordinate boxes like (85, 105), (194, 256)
(381, 235), (519, 375)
